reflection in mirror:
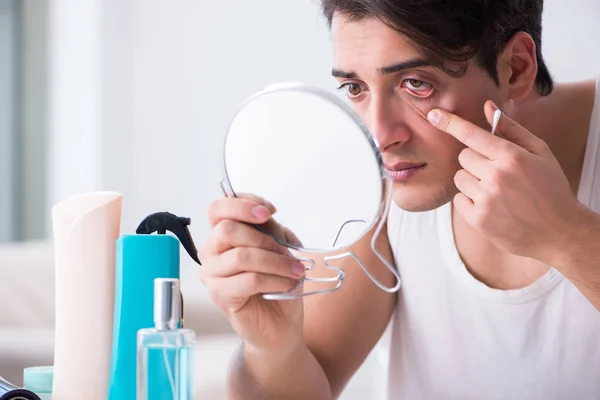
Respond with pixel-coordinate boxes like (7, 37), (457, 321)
(221, 83), (401, 300)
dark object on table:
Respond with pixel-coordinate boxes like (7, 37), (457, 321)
(0, 376), (41, 400)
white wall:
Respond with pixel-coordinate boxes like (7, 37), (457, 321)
(46, 0), (104, 229)
(45, 0), (138, 237)
(542, 0), (600, 82)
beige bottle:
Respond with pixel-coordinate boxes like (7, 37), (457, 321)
(51, 192), (122, 399)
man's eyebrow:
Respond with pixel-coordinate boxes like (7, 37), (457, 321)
(379, 58), (434, 75)
(331, 58), (435, 79)
(331, 69), (358, 78)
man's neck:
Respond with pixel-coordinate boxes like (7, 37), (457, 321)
(452, 78), (597, 290)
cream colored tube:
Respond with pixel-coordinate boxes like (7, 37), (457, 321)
(51, 192), (122, 400)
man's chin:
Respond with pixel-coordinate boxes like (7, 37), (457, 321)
(391, 186), (456, 213)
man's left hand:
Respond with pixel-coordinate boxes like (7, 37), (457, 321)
(427, 100), (592, 264)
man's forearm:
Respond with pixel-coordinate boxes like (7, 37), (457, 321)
(227, 341), (331, 400)
(551, 209), (600, 311)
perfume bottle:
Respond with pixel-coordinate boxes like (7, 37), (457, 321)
(137, 278), (196, 400)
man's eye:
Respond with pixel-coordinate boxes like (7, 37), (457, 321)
(347, 83), (362, 96)
(402, 79), (433, 97)
(338, 82), (364, 98)
(407, 79), (424, 89)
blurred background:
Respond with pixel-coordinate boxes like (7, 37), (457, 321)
(0, 0), (599, 396)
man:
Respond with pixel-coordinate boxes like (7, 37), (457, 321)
(198, 0), (600, 398)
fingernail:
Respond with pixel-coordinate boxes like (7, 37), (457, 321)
(264, 200), (277, 213)
(427, 109), (442, 126)
(292, 261), (305, 278)
(251, 205), (270, 220)
(489, 101), (499, 111)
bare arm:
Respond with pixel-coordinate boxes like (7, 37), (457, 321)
(303, 221), (397, 398)
(228, 339), (331, 400)
(551, 209), (600, 311)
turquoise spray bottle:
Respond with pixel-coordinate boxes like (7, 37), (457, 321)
(108, 212), (201, 400)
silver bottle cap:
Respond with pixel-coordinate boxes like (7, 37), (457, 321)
(154, 278), (180, 331)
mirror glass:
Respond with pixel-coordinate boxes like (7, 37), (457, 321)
(222, 83), (385, 253)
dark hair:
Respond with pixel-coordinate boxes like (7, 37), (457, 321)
(321, 0), (554, 95)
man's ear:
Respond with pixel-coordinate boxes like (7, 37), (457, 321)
(496, 32), (538, 101)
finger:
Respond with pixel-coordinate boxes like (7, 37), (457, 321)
(265, 219), (303, 248)
(203, 247), (306, 280)
(208, 197), (273, 227)
(458, 147), (490, 180)
(207, 273), (301, 306)
(235, 193), (277, 214)
(483, 101), (548, 155)
(252, 216), (304, 250)
(454, 169), (482, 203)
(453, 192), (474, 216)
(428, 108), (510, 160)
(206, 219), (286, 255)
(282, 225), (303, 248)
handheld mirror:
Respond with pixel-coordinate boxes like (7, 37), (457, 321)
(221, 82), (401, 300)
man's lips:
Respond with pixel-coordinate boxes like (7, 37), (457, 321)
(384, 162), (427, 171)
(384, 162), (427, 181)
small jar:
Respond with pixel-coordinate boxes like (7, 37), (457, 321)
(23, 366), (53, 400)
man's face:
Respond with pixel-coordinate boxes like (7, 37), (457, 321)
(331, 15), (501, 212)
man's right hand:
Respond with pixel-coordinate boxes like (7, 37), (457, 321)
(198, 195), (307, 356)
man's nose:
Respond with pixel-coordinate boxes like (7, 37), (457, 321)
(367, 96), (411, 151)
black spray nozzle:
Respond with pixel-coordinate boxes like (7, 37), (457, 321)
(136, 211), (201, 265)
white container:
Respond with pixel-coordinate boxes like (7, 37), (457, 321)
(51, 192), (122, 400)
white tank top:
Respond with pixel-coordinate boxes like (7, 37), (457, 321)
(381, 77), (600, 400)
